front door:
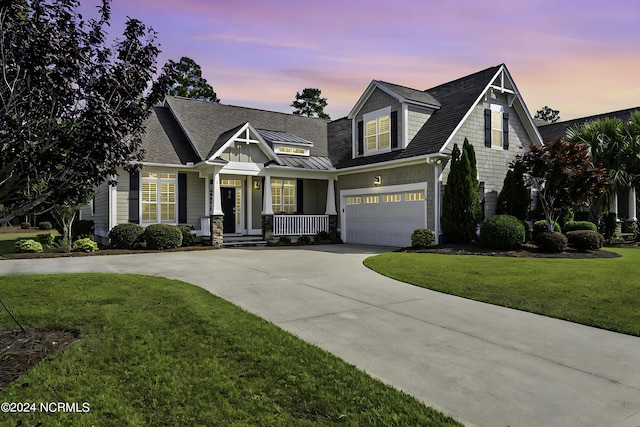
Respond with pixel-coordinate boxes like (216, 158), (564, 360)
(221, 187), (236, 233)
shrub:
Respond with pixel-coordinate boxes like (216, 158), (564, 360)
(566, 230), (604, 251)
(535, 231), (568, 253)
(72, 238), (99, 253)
(38, 221), (52, 230)
(563, 221), (597, 233)
(411, 228), (436, 248)
(144, 224), (183, 250)
(109, 223), (144, 249)
(20, 222), (31, 229)
(14, 239), (43, 253)
(329, 231), (342, 244)
(521, 220), (532, 242)
(602, 212), (618, 239)
(314, 231), (331, 243)
(277, 236), (292, 245)
(178, 225), (195, 247)
(479, 215), (525, 250)
(36, 233), (55, 249)
(297, 236), (311, 245)
(533, 220), (561, 237)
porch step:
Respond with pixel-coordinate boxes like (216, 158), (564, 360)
(222, 237), (267, 247)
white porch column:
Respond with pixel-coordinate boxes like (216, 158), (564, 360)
(262, 175), (273, 215)
(433, 162), (441, 245)
(325, 178), (337, 215)
(109, 175), (118, 231)
(204, 176), (210, 216)
(612, 193), (619, 216)
(212, 171), (223, 215)
(629, 187), (637, 220)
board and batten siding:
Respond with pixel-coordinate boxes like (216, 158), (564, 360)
(186, 172), (205, 231)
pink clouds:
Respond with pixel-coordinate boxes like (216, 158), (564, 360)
(79, 0), (640, 120)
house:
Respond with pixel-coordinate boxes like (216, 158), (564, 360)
(84, 63), (542, 247)
(537, 106), (640, 226)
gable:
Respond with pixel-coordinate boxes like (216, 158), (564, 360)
(219, 141), (270, 164)
(207, 122), (279, 164)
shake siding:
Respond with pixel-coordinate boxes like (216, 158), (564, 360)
(407, 106), (432, 142)
(356, 89), (402, 150)
(440, 93), (532, 217)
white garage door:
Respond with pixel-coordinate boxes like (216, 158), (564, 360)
(344, 190), (427, 247)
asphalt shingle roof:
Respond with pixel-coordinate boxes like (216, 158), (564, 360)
(376, 81), (441, 108)
(141, 106), (201, 165)
(537, 107), (640, 143)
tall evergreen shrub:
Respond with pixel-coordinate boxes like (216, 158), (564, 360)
(496, 162), (530, 220)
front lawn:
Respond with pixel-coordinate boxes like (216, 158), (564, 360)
(0, 228), (59, 257)
(0, 274), (461, 426)
(364, 248), (640, 336)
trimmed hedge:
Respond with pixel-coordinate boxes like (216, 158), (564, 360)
(535, 231), (568, 253)
(178, 225), (195, 247)
(109, 223), (144, 249)
(72, 238), (99, 253)
(38, 221), (52, 230)
(563, 221), (597, 233)
(566, 230), (604, 251)
(144, 224), (183, 250)
(479, 215), (525, 250)
(533, 220), (561, 237)
(411, 228), (436, 248)
(15, 239), (43, 253)
(20, 222), (30, 229)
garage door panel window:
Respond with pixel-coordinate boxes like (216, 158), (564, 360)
(364, 196), (379, 204)
(347, 197), (361, 205)
(405, 192), (425, 201)
(383, 194), (401, 202)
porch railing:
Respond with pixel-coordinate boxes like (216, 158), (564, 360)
(273, 214), (329, 236)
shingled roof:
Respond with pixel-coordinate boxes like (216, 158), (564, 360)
(163, 97), (329, 161)
(141, 106), (201, 165)
(538, 106), (640, 143)
(331, 64), (502, 168)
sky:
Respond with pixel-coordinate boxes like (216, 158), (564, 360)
(78, 0), (640, 121)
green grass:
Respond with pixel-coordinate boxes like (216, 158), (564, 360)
(0, 274), (461, 426)
(0, 229), (59, 256)
(364, 248), (640, 336)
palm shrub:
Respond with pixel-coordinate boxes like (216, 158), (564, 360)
(411, 228), (436, 248)
(144, 224), (183, 250)
(109, 223), (144, 249)
(15, 239), (43, 253)
(72, 238), (99, 252)
(479, 215), (525, 250)
(535, 231), (567, 252)
(441, 139), (481, 243)
(563, 221), (597, 233)
(566, 230), (604, 251)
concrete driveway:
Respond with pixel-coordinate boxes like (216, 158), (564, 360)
(1, 245), (640, 427)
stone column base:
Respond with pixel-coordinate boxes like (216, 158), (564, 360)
(210, 215), (224, 248)
(329, 215), (338, 235)
(262, 214), (274, 240)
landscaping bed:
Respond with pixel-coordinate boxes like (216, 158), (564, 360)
(405, 242), (622, 258)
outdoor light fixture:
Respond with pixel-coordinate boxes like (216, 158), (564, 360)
(254, 180), (261, 190)
(374, 176), (381, 186)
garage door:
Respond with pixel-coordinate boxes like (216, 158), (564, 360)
(344, 190), (426, 247)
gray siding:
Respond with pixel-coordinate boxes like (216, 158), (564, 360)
(219, 142), (269, 163)
(441, 91), (533, 217)
(116, 171), (130, 225)
(303, 179), (328, 214)
(355, 88), (402, 153)
(251, 177), (262, 230)
(187, 172), (205, 230)
(92, 181), (110, 240)
(407, 105), (432, 143)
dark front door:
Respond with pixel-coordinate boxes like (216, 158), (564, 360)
(221, 187), (236, 233)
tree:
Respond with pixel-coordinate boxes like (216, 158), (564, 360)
(535, 106), (561, 123)
(441, 139), (481, 243)
(0, 0), (166, 225)
(565, 111), (640, 214)
(159, 56), (219, 102)
(496, 162), (530, 220)
(291, 88), (330, 119)
(514, 139), (608, 232)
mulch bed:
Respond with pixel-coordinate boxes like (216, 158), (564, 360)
(3, 245), (218, 259)
(0, 328), (78, 391)
(401, 242), (624, 258)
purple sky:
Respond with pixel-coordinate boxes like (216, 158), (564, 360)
(79, 0), (640, 121)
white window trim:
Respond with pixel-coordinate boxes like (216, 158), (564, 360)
(363, 106), (392, 156)
(140, 172), (178, 225)
(490, 104), (504, 150)
(271, 178), (297, 214)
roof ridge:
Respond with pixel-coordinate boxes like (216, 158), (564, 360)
(538, 106), (640, 127)
(425, 64), (502, 92)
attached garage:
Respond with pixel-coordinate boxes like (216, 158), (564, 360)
(341, 185), (427, 247)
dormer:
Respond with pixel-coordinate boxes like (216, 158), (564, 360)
(347, 80), (440, 158)
(257, 129), (312, 157)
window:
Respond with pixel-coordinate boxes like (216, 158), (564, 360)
(405, 192), (425, 201)
(485, 105), (508, 149)
(491, 108), (503, 148)
(220, 179), (242, 187)
(364, 196), (379, 204)
(276, 146), (307, 155)
(272, 179), (296, 213)
(347, 197), (361, 205)
(363, 107), (392, 154)
(383, 194), (401, 203)
(141, 172), (177, 223)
